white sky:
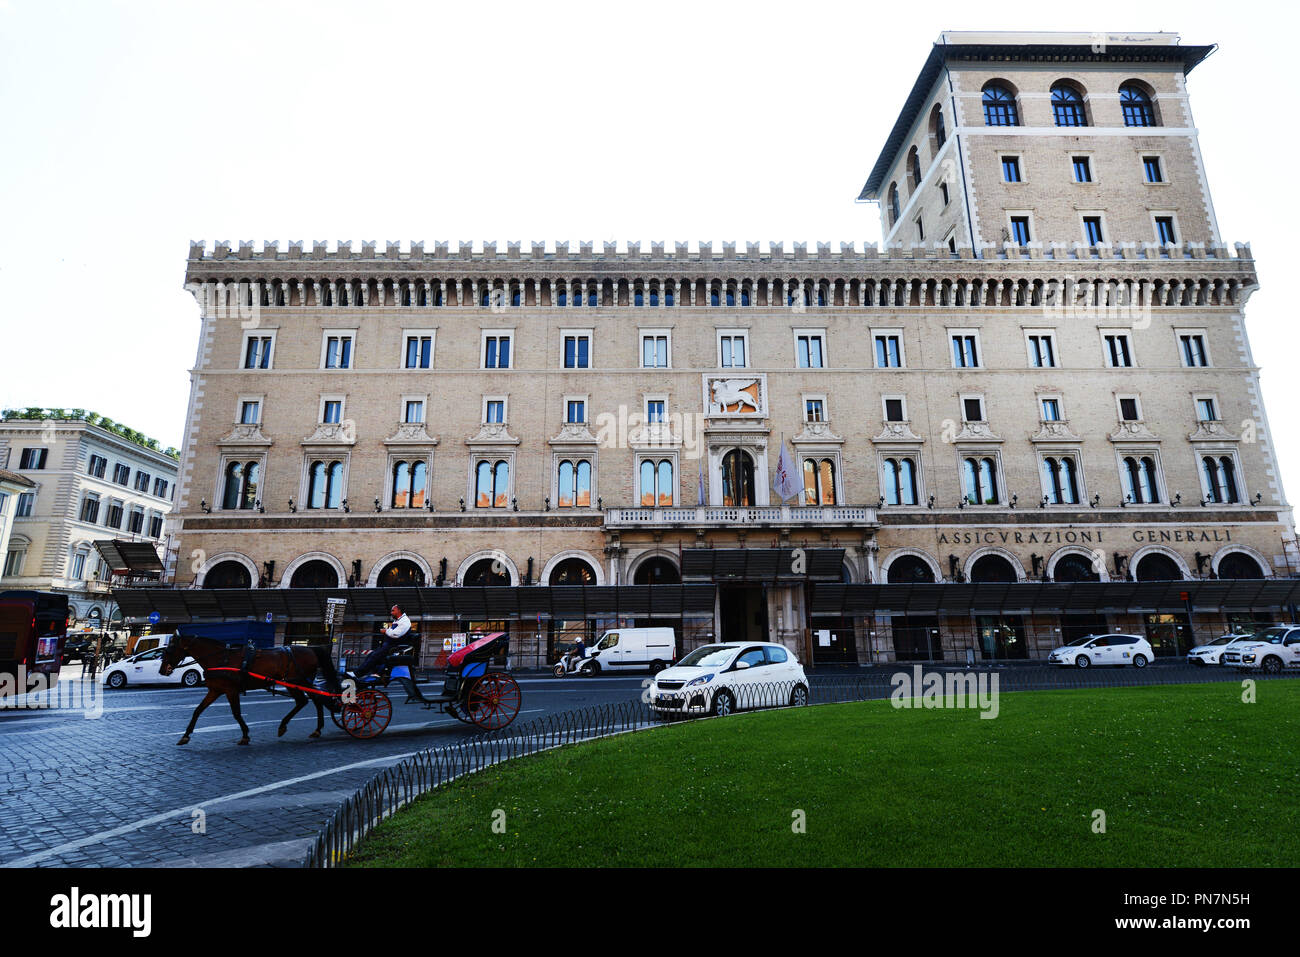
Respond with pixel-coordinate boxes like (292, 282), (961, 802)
(1, 0), (1296, 504)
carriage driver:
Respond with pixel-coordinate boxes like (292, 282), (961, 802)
(351, 605), (412, 678)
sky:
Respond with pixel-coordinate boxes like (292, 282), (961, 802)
(1, 0), (1297, 503)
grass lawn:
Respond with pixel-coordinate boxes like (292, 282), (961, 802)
(347, 682), (1300, 867)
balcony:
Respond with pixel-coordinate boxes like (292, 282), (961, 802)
(604, 505), (878, 529)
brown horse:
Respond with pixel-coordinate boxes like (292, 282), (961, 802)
(160, 634), (329, 745)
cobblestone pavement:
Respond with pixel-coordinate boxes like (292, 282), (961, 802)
(0, 660), (1283, 868)
(0, 670), (646, 868)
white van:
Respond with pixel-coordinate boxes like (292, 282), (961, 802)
(586, 628), (676, 675)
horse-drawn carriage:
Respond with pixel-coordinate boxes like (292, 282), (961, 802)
(161, 628), (522, 745)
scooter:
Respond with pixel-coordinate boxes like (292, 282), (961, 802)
(552, 647), (597, 677)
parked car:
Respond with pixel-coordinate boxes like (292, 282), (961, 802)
(648, 642), (808, 717)
(1186, 633), (1257, 667)
(102, 647), (202, 689)
(1220, 625), (1300, 674)
(1047, 634), (1152, 669)
(60, 635), (99, 665)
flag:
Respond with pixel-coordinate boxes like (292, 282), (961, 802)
(773, 440), (801, 503)
(697, 465), (706, 506)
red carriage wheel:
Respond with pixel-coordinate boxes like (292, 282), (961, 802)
(340, 688), (392, 739)
(464, 673), (522, 730)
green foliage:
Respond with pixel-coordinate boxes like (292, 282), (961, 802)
(1, 407), (179, 460)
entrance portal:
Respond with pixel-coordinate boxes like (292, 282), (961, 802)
(719, 584), (767, 644)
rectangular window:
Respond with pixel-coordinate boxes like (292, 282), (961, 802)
(105, 502), (123, 529)
(883, 398), (906, 423)
(133, 470), (151, 492)
(324, 335), (353, 369)
(796, 334), (825, 369)
(646, 400), (665, 424)
(404, 400), (425, 424)
(1041, 398), (1061, 421)
(718, 334), (747, 369)
(1119, 397), (1141, 422)
(244, 335), (273, 369)
(322, 400), (342, 424)
(148, 514), (164, 538)
(1001, 156), (1021, 182)
(1072, 156), (1092, 183)
(404, 335), (433, 369)
(484, 335), (512, 369)
(112, 463), (130, 486)
(1010, 216), (1031, 245)
(1155, 216), (1177, 244)
(1196, 397), (1218, 422)
(16, 492), (34, 517)
(915, 217), (925, 241)
(127, 507), (144, 534)
(240, 400), (260, 425)
(153, 477), (168, 499)
(1143, 156), (1164, 183)
(874, 334), (903, 368)
(566, 400), (586, 424)
(1180, 333), (1208, 367)
(563, 335), (590, 369)
(951, 334), (980, 368)
(1104, 334), (1133, 368)
(939, 182), (950, 206)
(18, 448), (47, 470)
(962, 397), (985, 422)
(4, 550), (24, 577)
(641, 334), (669, 368)
(87, 454), (106, 478)
(71, 551), (86, 579)
(485, 400), (505, 424)
(79, 495), (99, 524)
(1083, 216), (1105, 245)
(805, 399), (825, 423)
(1027, 333), (1057, 368)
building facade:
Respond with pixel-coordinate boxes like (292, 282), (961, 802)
(166, 31), (1295, 665)
(0, 417), (178, 626)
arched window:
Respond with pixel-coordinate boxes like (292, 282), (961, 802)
(391, 460), (427, 509)
(474, 459), (510, 508)
(640, 459), (674, 507)
(1053, 553), (1100, 583)
(205, 560), (252, 589)
(463, 557), (510, 586)
(557, 459), (592, 508)
(982, 83), (1019, 126)
(1121, 456), (1161, 505)
(970, 554), (1017, 583)
(290, 559), (339, 588)
(1041, 456), (1080, 504)
(930, 104), (946, 151)
(307, 460), (343, 510)
(1050, 82), (1087, 126)
(1135, 553), (1182, 581)
(887, 554), (935, 584)
(882, 457), (918, 506)
(907, 146), (922, 191)
(633, 556), (681, 585)
(550, 557), (597, 586)
(721, 449), (755, 507)
(1201, 455), (1240, 504)
(961, 456), (1000, 505)
(377, 559), (424, 587)
(888, 183), (900, 225)
(222, 460), (261, 511)
(801, 457), (836, 506)
(1218, 552), (1264, 580)
(1120, 83), (1156, 127)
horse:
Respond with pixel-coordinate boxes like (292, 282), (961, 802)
(160, 634), (329, 746)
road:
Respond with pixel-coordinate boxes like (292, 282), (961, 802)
(0, 660), (1281, 868)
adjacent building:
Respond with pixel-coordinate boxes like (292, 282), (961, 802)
(0, 415), (178, 627)
(158, 31), (1296, 665)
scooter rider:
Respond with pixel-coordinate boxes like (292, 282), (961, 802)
(565, 635), (587, 673)
(352, 605), (412, 678)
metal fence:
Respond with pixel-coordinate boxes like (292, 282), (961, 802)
(303, 666), (1298, 868)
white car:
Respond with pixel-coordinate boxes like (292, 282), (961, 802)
(1047, 633), (1152, 669)
(1220, 625), (1300, 674)
(102, 647), (203, 689)
(648, 642), (808, 717)
(1186, 633), (1257, 667)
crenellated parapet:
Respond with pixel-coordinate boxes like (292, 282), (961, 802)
(182, 238), (1259, 314)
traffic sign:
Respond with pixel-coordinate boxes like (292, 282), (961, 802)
(148, 611), (161, 625)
